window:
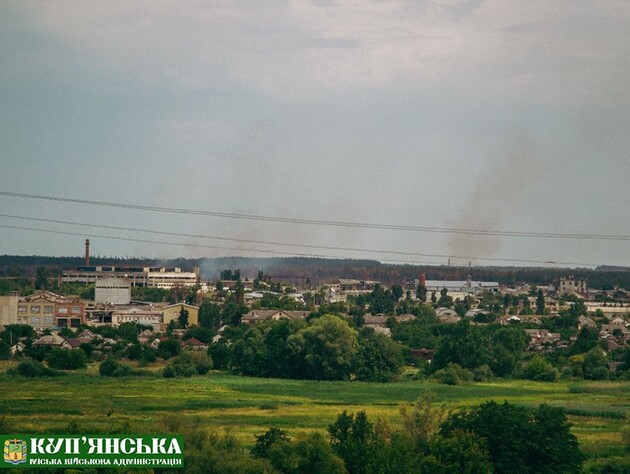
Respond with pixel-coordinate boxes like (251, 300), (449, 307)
(43, 306), (54, 314)
(58, 307), (68, 314)
(71, 306), (81, 314)
(18, 306), (27, 314)
(31, 306), (41, 314)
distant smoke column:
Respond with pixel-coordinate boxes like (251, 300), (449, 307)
(85, 239), (90, 266)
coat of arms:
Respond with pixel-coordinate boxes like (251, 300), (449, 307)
(3, 439), (27, 465)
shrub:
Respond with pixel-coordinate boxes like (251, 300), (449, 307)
(473, 364), (493, 382)
(166, 351), (213, 377)
(47, 348), (87, 370)
(517, 355), (558, 382)
(431, 363), (473, 385)
(583, 456), (630, 473)
(12, 360), (60, 378)
(163, 365), (176, 378)
(157, 339), (181, 360)
(99, 358), (134, 377)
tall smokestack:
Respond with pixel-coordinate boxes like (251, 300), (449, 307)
(85, 239), (90, 266)
(419, 273), (426, 286)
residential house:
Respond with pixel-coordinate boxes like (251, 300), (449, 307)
(32, 334), (72, 349)
(138, 329), (156, 343)
(241, 310), (310, 324)
(578, 316), (597, 330)
(435, 307), (461, 324)
(10, 342), (25, 356)
(182, 338), (209, 351)
(394, 314), (415, 323)
(524, 329), (562, 352)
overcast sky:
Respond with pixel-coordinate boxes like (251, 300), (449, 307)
(0, 1), (628, 268)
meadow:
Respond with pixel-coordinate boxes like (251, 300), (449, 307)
(0, 364), (628, 464)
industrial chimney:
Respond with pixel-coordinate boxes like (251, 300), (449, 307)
(85, 239), (90, 266)
(419, 273), (426, 286)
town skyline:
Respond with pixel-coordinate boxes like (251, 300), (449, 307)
(1, 2), (629, 267)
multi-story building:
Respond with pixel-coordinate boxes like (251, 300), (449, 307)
(0, 293), (19, 326)
(95, 277), (131, 305)
(62, 266), (199, 289)
(162, 303), (199, 327)
(12, 291), (85, 330)
(558, 276), (588, 296)
(111, 306), (162, 330)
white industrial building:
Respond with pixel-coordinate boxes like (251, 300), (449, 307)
(95, 277), (131, 305)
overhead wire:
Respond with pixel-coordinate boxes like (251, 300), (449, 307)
(0, 217), (601, 267)
(1, 191), (628, 241)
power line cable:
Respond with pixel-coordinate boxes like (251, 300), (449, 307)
(0, 222), (600, 267)
(1, 191), (628, 241)
(0, 213), (570, 264)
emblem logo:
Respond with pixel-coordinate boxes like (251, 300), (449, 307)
(3, 439), (27, 465)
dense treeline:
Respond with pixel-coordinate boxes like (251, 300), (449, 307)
(180, 397), (583, 473)
(211, 315), (405, 382)
(2, 254), (630, 289)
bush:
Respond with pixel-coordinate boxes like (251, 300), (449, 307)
(431, 363), (473, 385)
(208, 342), (231, 370)
(99, 358), (133, 377)
(166, 351), (213, 377)
(163, 365), (177, 378)
(126, 343), (157, 363)
(583, 456), (630, 473)
(473, 364), (493, 382)
(157, 339), (181, 360)
(47, 348), (87, 370)
(517, 355), (558, 382)
(12, 360), (60, 378)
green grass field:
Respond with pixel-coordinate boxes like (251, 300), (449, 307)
(1, 364), (628, 463)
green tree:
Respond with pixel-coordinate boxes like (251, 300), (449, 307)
(490, 326), (528, 377)
(117, 322), (140, 342)
(390, 284), (403, 301)
(178, 308), (189, 328)
(267, 433), (346, 474)
(432, 320), (491, 371)
(328, 410), (376, 474)
(417, 284), (428, 303)
(518, 355), (558, 382)
(353, 330), (405, 382)
(583, 347), (609, 380)
(46, 348), (87, 370)
(261, 319), (306, 378)
(437, 288), (453, 308)
(441, 401), (582, 474)
(222, 301), (248, 325)
(35, 266), (50, 290)
(198, 300), (221, 330)
(368, 285), (395, 314)
(0, 340), (10, 360)
(208, 342), (231, 370)
(426, 429), (493, 474)
(288, 314), (358, 380)
(251, 428), (290, 459)
(157, 339), (181, 360)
